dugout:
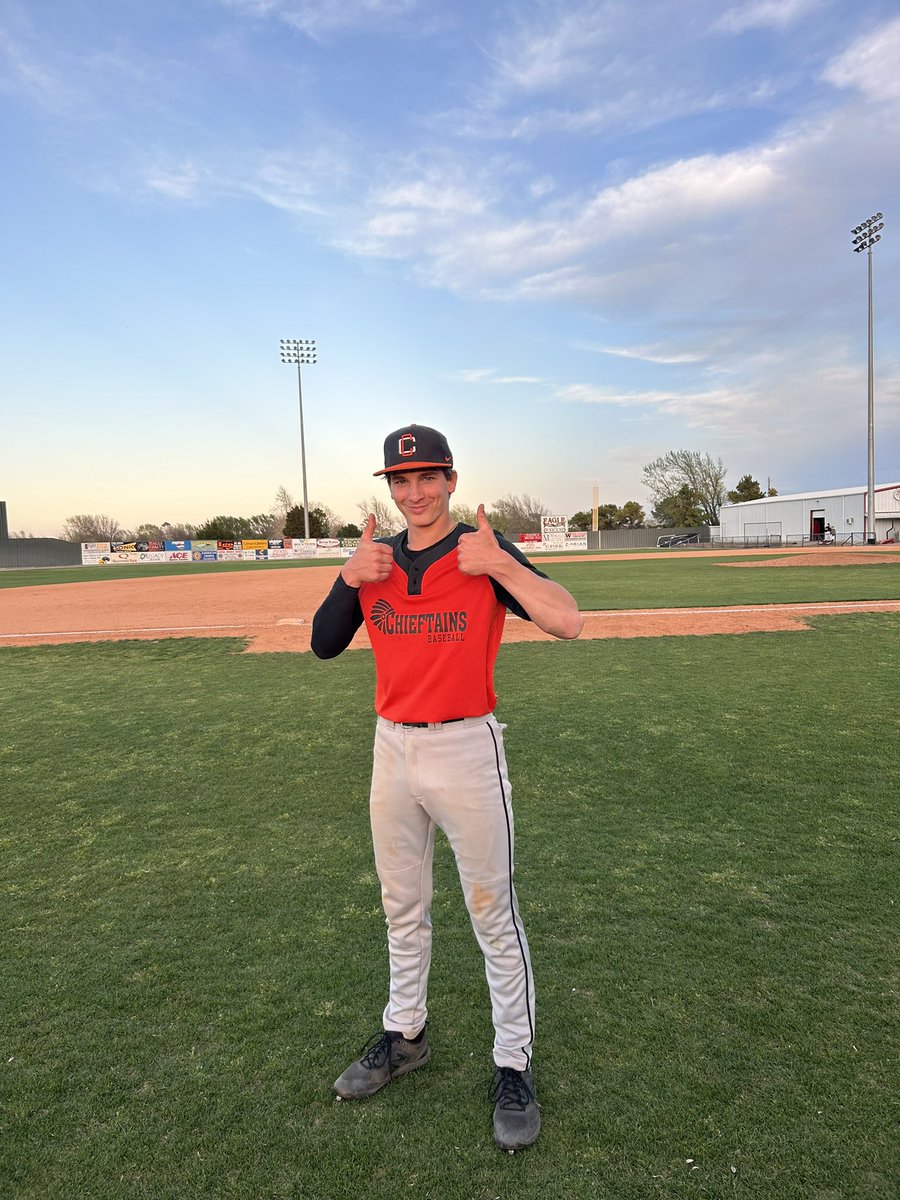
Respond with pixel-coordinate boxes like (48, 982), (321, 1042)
(717, 482), (900, 547)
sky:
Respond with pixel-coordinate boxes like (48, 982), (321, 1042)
(1, 0), (898, 537)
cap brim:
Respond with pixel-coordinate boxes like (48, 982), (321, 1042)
(373, 461), (453, 476)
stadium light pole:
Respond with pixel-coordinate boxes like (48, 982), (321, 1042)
(279, 339), (317, 540)
(851, 212), (884, 545)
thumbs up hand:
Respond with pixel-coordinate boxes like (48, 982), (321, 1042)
(457, 504), (503, 577)
(341, 513), (394, 587)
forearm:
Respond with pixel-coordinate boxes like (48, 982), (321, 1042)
(490, 558), (583, 639)
(311, 575), (365, 658)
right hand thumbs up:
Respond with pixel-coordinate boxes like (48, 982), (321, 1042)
(341, 513), (394, 587)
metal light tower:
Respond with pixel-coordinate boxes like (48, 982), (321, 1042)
(279, 339), (317, 540)
(851, 212), (884, 545)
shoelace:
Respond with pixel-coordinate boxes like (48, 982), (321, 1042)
(490, 1067), (534, 1111)
(359, 1030), (396, 1069)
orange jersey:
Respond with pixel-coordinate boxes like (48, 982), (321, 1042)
(312, 524), (547, 722)
(360, 551), (506, 722)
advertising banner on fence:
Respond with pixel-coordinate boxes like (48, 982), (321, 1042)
(217, 550), (243, 561)
(81, 542), (111, 565)
(166, 549), (192, 562)
(541, 515), (568, 551)
(242, 539), (268, 552)
(316, 538), (341, 557)
(565, 532), (588, 551)
(267, 548), (293, 560)
(292, 539), (318, 559)
(191, 549), (218, 562)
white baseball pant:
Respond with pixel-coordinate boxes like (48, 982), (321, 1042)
(369, 713), (535, 1071)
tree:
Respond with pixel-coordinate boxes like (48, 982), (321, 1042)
(617, 501), (646, 528)
(61, 513), (123, 541)
(282, 506), (307, 538)
(357, 496), (400, 537)
(451, 503), (479, 527)
(726, 475), (765, 504)
(194, 514), (275, 540)
(336, 522), (362, 539)
(488, 493), (548, 540)
(596, 503), (620, 530)
(642, 450), (726, 525)
(568, 511), (593, 531)
(651, 485), (705, 528)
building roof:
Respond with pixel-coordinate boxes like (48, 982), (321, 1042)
(722, 482), (900, 508)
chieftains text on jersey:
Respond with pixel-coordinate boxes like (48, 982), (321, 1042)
(370, 599), (468, 643)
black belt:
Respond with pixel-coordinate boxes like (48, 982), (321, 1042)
(401, 718), (465, 728)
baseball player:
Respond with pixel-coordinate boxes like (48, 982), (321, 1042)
(311, 424), (583, 1151)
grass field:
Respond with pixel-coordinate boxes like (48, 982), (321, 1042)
(2, 596), (897, 1198)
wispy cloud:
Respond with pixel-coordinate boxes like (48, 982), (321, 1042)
(219, 0), (425, 39)
(714, 0), (827, 35)
(443, 368), (544, 385)
(574, 342), (708, 365)
(822, 14), (900, 103)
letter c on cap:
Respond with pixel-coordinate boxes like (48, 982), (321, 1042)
(399, 433), (416, 457)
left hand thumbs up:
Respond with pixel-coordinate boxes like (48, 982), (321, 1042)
(457, 503), (501, 576)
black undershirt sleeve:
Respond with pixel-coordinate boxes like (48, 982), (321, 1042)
(310, 574), (365, 659)
(489, 534), (549, 621)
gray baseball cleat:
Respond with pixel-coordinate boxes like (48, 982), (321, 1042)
(490, 1066), (541, 1151)
(333, 1029), (430, 1099)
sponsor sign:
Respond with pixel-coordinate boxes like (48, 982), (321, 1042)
(268, 539), (285, 549)
(519, 533), (542, 542)
(316, 538), (341, 556)
(165, 540), (191, 551)
(191, 540), (217, 552)
(166, 549), (192, 562)
(341, 538), (360, 552)
(267, 548), (293, 560)
(82, 542), (111, 553)
(191, 549), (218, 562)
(112, 540), (165, 553)
(242, 539), (268, 552)
(564, 532), (588, 551)
(82, 551), (109, 565)
(541, 515), (568, 551)
(292, 540), (318, 559)
(217, 549), (243, 561)
(217, 540), (239, 551)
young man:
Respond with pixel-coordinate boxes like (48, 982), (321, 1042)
(311, 423), (582, 1151)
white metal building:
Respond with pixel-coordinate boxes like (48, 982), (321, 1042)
(718, 482), (900, 545)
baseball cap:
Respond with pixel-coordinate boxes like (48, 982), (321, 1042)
(374, 424), (454, 476)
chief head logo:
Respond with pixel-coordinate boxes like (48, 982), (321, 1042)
(371, 599), (394, 632)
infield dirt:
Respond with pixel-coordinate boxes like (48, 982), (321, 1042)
(2, 546), (898, 652)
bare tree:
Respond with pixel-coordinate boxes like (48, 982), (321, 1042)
(357, 496), (400, 537)
(450, 502), (478, 527)
(60, 513), (124, 542)
(489, 493), (548, 540)
(641, 450), (726, 526)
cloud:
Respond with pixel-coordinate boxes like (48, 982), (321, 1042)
(714, 0), (827, 35)
(443, 368), (544, 385)
(822, 15), (900, 103)
(219, 0), (425, 38)
(0, 31), (86, 114)
(575, 342), (708, 365)
(483, 3), (616, 95)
